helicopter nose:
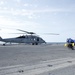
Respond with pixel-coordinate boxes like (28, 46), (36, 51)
(43, 40), (46, 43)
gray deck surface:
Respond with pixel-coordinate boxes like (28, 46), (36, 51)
(0, 44), (75, 75)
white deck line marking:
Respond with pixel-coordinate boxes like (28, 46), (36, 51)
(0, 57), (75, 75)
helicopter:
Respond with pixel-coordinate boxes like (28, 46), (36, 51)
(0, 29), (59, 45)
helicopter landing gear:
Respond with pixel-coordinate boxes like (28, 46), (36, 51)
(35, 42), (38, 45)
(3, 43), (6, 46)
(32, 43), (34, 45)
(32, 42), (38, 45)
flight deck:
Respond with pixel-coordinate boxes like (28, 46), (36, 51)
(0, 44), (75, 75)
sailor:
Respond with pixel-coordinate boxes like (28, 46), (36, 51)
(67, 38), (74, 43)
(67, 38), (74, 50)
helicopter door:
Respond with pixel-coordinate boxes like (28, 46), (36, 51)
(35, 38), (39, 45)
(36, 38), (39, 41)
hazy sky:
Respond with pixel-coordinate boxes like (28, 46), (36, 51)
(0, 0), (75, 42)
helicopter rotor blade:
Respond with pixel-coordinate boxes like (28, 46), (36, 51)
(17, 29), (35, 34)
(17, 29), (59, 35)
(9, 33), (26, 34)
(35, 33), (59, 35)
(42, 33), (59, 35)
(17, 29), (29, 33)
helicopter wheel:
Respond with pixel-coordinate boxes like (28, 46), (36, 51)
(35, 42), (38, 45)
(32, 43), (34, 45)
(3, 44), (5, 46)
(32, 43), (38, 45)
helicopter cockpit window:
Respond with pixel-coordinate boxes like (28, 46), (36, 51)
(17, 36), (25, 38)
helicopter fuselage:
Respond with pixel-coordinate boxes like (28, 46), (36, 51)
(0, 35), (46, 45)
